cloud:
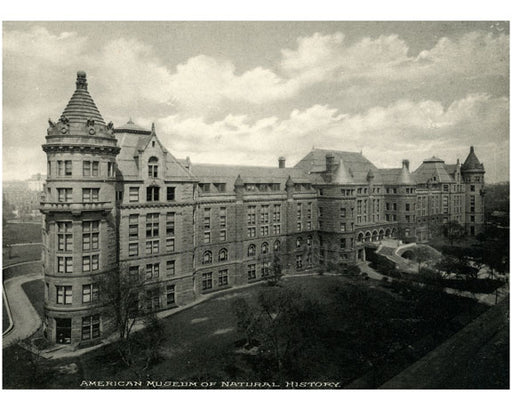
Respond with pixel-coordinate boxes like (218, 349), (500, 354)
(155, 93), (508, 181)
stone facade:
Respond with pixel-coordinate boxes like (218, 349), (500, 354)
(40, 72), (486, 346)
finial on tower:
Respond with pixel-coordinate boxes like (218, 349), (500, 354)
(151, 122), (156, 135)
(76, 71), (88, 90)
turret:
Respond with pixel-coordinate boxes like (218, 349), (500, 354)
(461, 146), (485, 236)
(41, 71), (120, 346)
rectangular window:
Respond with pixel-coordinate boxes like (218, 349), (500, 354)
(200, 183), (210, 193)
(148, 164), (158, 178)
(166, 212), (175, 237)
(57, 188), (72, 202)
(220, 230), (227, 241)
(248, 227), (256, 238)
(297, 221), (302, 231)
(202, 272), (213, 290)
(128, 243), (138, 257)
(82, 188), (99, 202)
(146, 289), (160, 311)
(220, 207), (227, 228)
(204, 208), (211, 229)
(146, 213), (160, 238)
(56, 285), (72, 305)
(273, 205), (281, 222)
(129, 266), (139, 282)
(167, 187), (175, 201)
(83, 161), (91, 176)
(260, 225), (269, 236)
(82, 254), (99, 272)
(146, 187), (160, 202)
(62, 160), (72, 176)
(219, 269), (229, 287)
(340, 223), (346, 232)
(260, 205), (269, 223)
(82, 220), (100, 251)
(129, 187), (139, 202)
(203, 232), (211, 244)
(306, 221), (311, 230)
(166, 238), (175, 252)
(81, 315), (100, 340)
(107, 162), (115, 177)
(247, 264), (256, 280)
(129, 214), (139, 240)
(92, 161), (99, 177)
(57, 222), (73, 252)
(340, 208), (346, 218)
(57, 256), (73, 273)
(273, 224), (281, 235)
(166, 285), (176, 305)
(166, 260), (175, 276)
(146, 240), (159, 255)
(145, 263), (160, 279)
(261, 261), (270, 277)
(247, 206), (256, 225)
(82, 284), (99, 303)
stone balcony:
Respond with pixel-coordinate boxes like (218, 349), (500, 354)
(40, 201), (113, 215)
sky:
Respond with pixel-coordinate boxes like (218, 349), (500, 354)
(2, 21), (510, 182)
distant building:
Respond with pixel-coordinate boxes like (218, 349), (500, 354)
(40, 72), (485, 346)
(27, 173), (46, 192)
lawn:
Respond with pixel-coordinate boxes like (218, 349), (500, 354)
(3, 261), (41, 281)
(3, 244), (41, 267)
(2, 274), (489, 389)
(21, 279), (44, 319)
(2, 296), (11, 333)
(2, 223), (42, 245)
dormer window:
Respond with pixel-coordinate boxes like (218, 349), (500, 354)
(148, 157), (158, 178)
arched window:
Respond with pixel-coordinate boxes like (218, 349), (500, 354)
(273, 240), (281, 252)
(261, 242), (269, 255)
(296, 237), (302, 248)
(148, 156), (158, 178)
(219, 248), (228, 262)
(247, 244), (256, 257)
(357, 232), (364, 242)
(202, 251), (212, 265)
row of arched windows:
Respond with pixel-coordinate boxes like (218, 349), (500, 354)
(202, 240), (284, 265)
(247, 240), (280, 257)
(202, 248), (229, 265)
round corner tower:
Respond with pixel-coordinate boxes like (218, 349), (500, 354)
(461, 145), (485, 236)
(41, 71), (120, 346)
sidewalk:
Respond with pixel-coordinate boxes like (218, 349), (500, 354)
(3, 271), (43, 347)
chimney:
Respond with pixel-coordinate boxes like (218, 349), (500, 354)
(278, 156), (286, 169)
(326, 153), (336, 174)
(402, 159), (410, 170)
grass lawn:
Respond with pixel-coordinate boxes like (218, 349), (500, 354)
(3, 296), (11, 333)
(3, 261), (41, 281)
(21, 279), (44, 319)
(2, 223), (42, 245)
(2, 244), (41, 267)
(2, 274), (489, 389)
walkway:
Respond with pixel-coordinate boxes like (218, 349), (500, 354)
(3, 271), (43, 347)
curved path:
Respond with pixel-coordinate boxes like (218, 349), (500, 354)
(2, 271), (43, 347)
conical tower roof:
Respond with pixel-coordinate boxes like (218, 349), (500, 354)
(61, 71), (105, 125)
(461, 146), (484, 171)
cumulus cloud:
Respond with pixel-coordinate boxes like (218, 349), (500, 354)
(155, 93), (508, 179)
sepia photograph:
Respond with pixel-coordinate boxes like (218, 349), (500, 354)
(1, 15), (510, 394)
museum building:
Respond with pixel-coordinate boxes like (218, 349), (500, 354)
(40, 72), (485, 346)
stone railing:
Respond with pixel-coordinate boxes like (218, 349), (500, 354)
(40, 201), (113, 214)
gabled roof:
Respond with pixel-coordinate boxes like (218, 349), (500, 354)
(114, 119), (151, 135)
(61, 71), (105, 125)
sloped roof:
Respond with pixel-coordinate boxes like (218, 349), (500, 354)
(462, 146), (484, 171)
(413, 157), (454, 184)
(294, 149), (381, 184)
(116, 128), (195, 180)
(61, 71), (105, 125)
(444, 164), (458, 176)
(190, 163), (311, 188)
(114, 119), (151, 135)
